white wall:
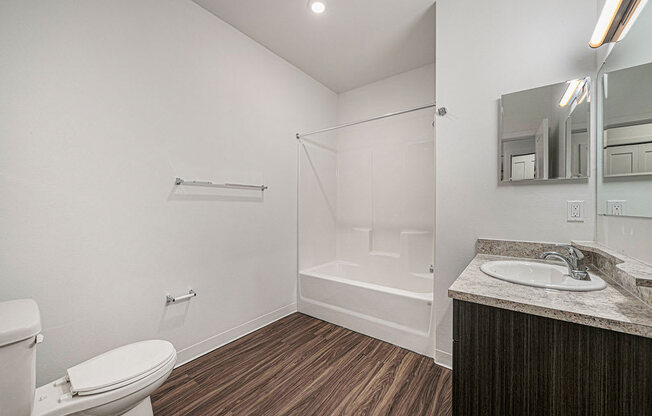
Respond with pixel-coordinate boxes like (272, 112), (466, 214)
(597, 216), (652, 265)
(0, 0), (337, 384)
(434, 0), (598, 364)
(337, 64), (435, 124)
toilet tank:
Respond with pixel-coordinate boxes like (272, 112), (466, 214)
(0, 299), (42, 416)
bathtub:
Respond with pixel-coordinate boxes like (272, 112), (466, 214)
(298, 261), (433, 355)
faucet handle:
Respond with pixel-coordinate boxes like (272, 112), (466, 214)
(555, 245), (586, 273)
(555, 244), (583, 260)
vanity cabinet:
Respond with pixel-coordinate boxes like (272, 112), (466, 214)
(452, 300), (652, 416)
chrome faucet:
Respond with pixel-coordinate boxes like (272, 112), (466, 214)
(540, 244), (590, 281)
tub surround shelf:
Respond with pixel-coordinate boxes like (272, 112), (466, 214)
(449, 254), (652, 338)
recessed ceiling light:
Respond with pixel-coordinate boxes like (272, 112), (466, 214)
(309, 1), (326, 14)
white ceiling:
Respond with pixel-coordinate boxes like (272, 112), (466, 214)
(193, 0), (435, 93)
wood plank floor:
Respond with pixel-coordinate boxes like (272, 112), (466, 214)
(151, 313), (452, 416)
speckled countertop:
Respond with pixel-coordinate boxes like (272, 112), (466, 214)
(448, 254), (652, 338)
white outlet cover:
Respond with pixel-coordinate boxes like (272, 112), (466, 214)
(607, 200), (626, 216)
(567, 200), (584, 222)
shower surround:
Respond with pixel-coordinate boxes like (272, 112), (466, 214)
(298, 64), (435, 354)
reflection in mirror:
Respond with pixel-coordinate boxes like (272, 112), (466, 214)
(603, 63), (652, 177)
(499, 80), (590, 182)
(597, 1), (652, 218)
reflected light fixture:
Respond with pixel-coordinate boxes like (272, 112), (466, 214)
(576, 86), (589, 105)
(589, 0), (649, 48)
(309, 1), (326, 14)
(559, 79), (583, 107)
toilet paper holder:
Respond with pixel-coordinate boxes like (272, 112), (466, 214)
(166, 289), (196, 304)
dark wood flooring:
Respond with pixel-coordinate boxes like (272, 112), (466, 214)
(151, 313), (452, 415)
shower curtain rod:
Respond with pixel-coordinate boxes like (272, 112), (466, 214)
(295, 103), (436, 139)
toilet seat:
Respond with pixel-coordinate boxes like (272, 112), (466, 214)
(67, 340), (175, 396)
(32, 340), (176, 416)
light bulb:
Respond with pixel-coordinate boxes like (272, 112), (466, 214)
(310, 1), (326, 14)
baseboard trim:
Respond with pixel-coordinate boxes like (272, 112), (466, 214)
(434, 349), (453, 370)
(175, 303), (297, 368)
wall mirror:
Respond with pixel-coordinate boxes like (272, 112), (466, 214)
(597, 2), (652, 218)
(499, 79), (591, 183)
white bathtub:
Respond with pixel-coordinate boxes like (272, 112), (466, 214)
(298, 261), (433, 355)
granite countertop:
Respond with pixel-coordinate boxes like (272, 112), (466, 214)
(448, 254), (652, 338)
(572, 240), (652, 287)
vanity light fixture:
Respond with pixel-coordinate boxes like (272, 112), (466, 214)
(309, 0), (326, 14)
(559, 79), (583, 107)
(589, 0), (649, 48)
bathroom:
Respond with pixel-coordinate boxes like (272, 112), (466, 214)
(0, 0), (650, 415)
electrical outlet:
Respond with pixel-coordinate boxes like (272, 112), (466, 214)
(567, 201), (584, 222)
(607, 200), (626, 216)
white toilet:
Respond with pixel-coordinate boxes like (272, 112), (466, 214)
(0, 299), (177, 416)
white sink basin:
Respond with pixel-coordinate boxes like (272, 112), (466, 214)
(480, 260), (606, 292)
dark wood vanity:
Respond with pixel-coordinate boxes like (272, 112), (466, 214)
(452, 300), (652, 415)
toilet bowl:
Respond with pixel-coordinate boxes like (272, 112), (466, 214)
(32, 340), (176, 416)
(0, 299), (177, 416)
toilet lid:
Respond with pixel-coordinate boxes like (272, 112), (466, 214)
(66, 340), (175, 395)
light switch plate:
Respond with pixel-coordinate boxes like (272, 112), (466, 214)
(567, 200), (584, 222)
